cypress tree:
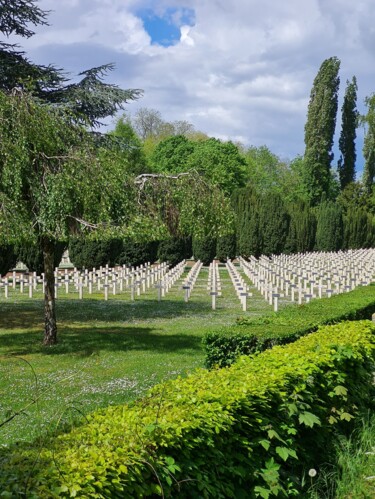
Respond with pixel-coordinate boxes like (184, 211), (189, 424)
(315, 201), (344, 251)
(304, 57), (341, 204)
(258, 194), (290, 255)
(338, 77), (358, 189)
(232, 188), (261, 257)
(344, 208), (371, 249)
(285, 203), (316, 253)
(216, 234), (236, 261)
(362, 94), (375, 193)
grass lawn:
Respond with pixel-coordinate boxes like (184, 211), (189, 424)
(0, 265), (272, 445)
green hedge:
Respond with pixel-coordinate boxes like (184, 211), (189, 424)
(1, 321), (374, 497)
(0, 244), (16, 277)
(203, 284), (375, 368)
(192, 236), (216, 265)
(157, 237), (191, 266)
(17, 241), (66, 274)
(216, 233), (236, 262)
(68, 238), (121, 270)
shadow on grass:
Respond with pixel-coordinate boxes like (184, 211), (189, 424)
(0, 297), (212, 330)
(0, 324), (203, 357)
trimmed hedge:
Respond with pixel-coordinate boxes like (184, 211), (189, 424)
(117, 239), (159, 268)
(68, 239), (159, 270)
(16, 241), (66, 274)
(203, 283), (375, 368)
(0, 244), (16, 277)
(192, 236), (216, 265)
(157, 237), (191, 266)
(0, 321), (374, 497)
(216, 233), (236, 262)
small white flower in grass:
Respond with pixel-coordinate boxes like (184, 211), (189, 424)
(308, 469), (317, 478)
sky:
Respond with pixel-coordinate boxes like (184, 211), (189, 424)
(13, 0), (375, 174)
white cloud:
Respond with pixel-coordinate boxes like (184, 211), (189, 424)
(17, 0), (375, 168)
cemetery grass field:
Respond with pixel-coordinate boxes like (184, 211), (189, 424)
(0, 266), (273, 446)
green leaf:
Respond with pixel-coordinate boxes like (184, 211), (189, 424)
(340, 412), (354, 421)
(259, 439), (270, 451)
(298, 411), (321, 428)
(275, 446), (289, 462)
(333, 385), (348, 396)
(254, 485), (271, 499)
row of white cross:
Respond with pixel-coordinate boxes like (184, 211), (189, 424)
(155, 260), (186, 301)
(1, 249), (374, 310)
(226, 260), (253, 311)
(182, 260), (203, 302)
(207, 261), (222, 309)
(0, 262), (172, 301)
(239, 248), (375, 311)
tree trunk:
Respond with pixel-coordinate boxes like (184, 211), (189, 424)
(42, 237), (57, 345)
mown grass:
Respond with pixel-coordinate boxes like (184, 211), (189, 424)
(0, 266), (272, 445)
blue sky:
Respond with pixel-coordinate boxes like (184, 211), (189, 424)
(15, 0), (375, 177)
(137, 7), (195, 47)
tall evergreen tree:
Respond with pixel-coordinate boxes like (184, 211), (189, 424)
(304, 57), (340, 205)
(315, 201), (344, 251)
(362, 94), (375, 193)
(285, 203), (316, 253)
(0, 0), (142, 127)
(338, 77), (358, 189)
(258, 194), (290, 255)
(232, 188), (261, 257)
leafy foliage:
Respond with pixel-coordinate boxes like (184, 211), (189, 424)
(17, 241), (66, 274)
(0, 321), (374, 497)
(304, 57), (341, 204)
(338, 77), (358, 189)
(0, 243), (16, 276)
(216, 233), (236, 262)
(315, 200), (344, 251)
(192, 236), (217, 265)
(157, 237), (191, 266)
(362, 94), (375, 193)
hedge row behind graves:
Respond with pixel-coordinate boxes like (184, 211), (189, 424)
(203, 283), (375, 368)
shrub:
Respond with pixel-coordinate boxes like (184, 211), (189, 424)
(117, 239), (159, 267)
(216, 233), (236, 262)
(17, 241), (66, 274)
(0, 321), (374, 497)
(0, 244), (16, 276)
(157, 237), (191, 266)
(203, 283), (375, 368)
(68, 238), (120, 270)
(192, 236), (216, 265)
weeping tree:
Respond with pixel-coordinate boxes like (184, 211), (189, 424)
(0, 91), (137, 345)
(134, 172), (235, 240)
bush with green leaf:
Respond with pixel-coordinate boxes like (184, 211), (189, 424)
(216, 233), (236, 262)
(203, 284), (375, 368)
(192, 236), (216, 265)
(68, 238), (121, 270)
(17, 241), (66, 274)
(0, 244), (16, 276)
(0, 321), (374, 497)
(157, 237), (191, 266)
(117, 239), (159, 267)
